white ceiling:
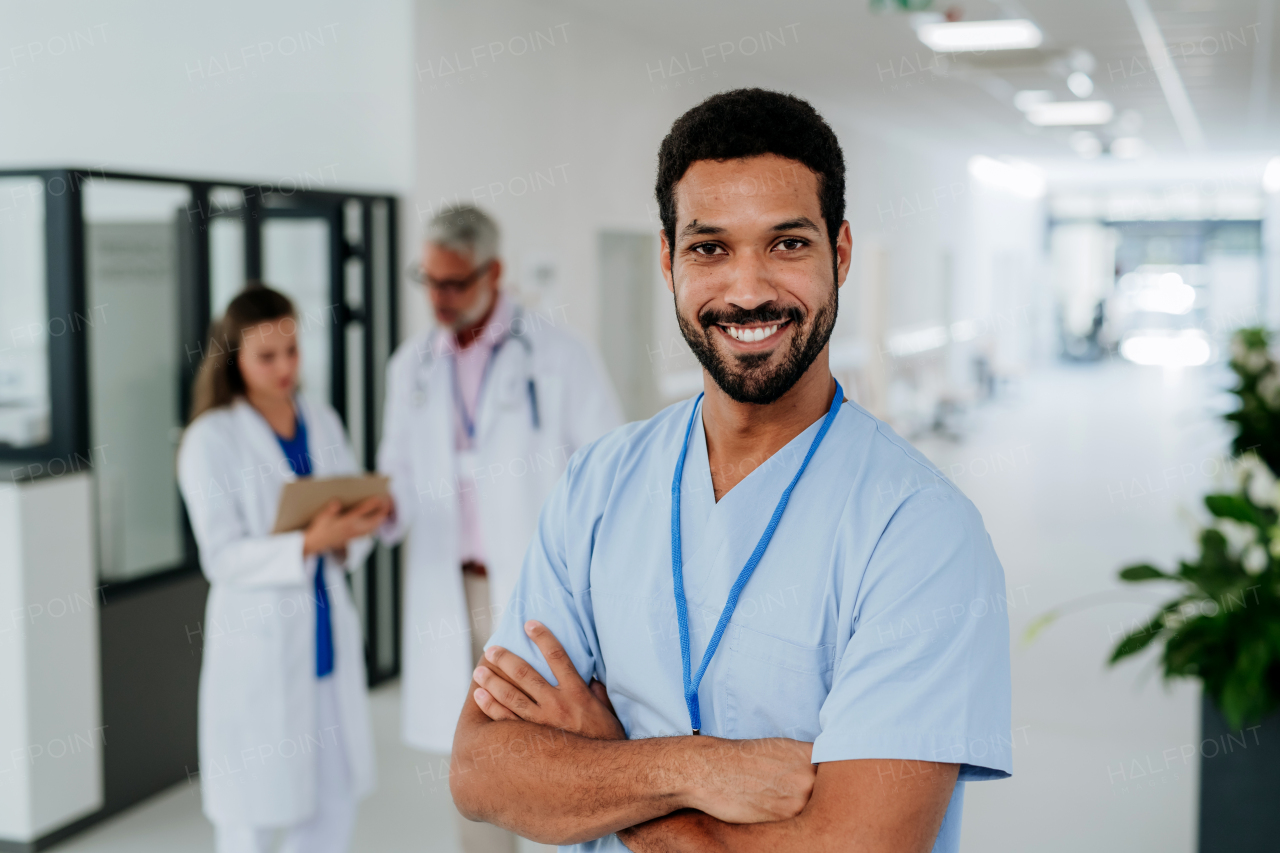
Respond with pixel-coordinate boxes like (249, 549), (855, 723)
(556, 0), (1279, 161)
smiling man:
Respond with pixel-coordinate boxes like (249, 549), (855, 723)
(450, 89), (1012, 853)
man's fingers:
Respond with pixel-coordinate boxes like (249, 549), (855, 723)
(524, 621), (584, 691)
(484, 644), (552, 698)
(474, 660), (540, 716)
(473, 687), (520, 722)
(589, 678), (616, 714)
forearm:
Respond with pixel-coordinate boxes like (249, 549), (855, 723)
(618, 808), (804, 853)
(450, 711), (706, 845)
(618, 759), (960, 853)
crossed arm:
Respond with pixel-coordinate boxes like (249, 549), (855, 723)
(449, 621), (958, 852)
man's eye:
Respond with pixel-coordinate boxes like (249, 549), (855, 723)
(690, 243), (724, 256)
(776, 238), (808, 251)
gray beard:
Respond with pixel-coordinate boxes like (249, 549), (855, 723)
(451, 285), (495, 332)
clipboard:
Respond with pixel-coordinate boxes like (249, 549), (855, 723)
(271, 474), (390, 534)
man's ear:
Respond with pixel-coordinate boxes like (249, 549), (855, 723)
(659, 230), (675, 294)
(835, 221), (852, 289)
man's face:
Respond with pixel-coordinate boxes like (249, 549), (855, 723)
(423, 243), (501, 331)
(660, 153), (852, 405)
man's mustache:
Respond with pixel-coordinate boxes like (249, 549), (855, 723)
(698, 304), (804, 331)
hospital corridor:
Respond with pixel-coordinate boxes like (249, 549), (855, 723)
(2, 2), (1279, 853)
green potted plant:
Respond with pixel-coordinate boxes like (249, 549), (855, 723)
(1110, 327), (1280, 852)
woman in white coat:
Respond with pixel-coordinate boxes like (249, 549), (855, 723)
(177, 284), (390, 853)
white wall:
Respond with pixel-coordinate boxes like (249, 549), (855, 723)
(411, 1), (678, 346)
(0, 0), (412, 191)
(0, 475), (101, 843)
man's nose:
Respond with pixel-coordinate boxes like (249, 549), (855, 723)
(721, 251), (778, 311)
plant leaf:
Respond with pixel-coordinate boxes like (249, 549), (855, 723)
(1119, 564), (1170, 582)
(1110, 612), (1166, 663)
(1205, 494), (1262, 526)
(1021, 611), (1058, 645)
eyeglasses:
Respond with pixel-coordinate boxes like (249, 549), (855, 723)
(405, 260), (494, 295)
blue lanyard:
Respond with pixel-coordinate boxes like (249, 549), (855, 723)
(449, 336), (508, 442)
(670, 380), (843, 734)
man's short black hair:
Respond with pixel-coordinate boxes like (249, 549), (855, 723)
(656, 88), (846, 256)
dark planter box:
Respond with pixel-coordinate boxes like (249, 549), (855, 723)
(1199, 694), (1280, 852)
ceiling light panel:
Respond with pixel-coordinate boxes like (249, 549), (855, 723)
(916, 19), (1044, 52)
(1025, 100), (1115, 126)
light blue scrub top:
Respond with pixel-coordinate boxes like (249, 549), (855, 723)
(487, 395), (1012, 853)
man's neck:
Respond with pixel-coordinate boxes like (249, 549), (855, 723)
(454, 293), (500, 350)
(701, 354), (835, 501)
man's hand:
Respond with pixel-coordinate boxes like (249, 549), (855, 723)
(617, 760), (960, 853)
(683, 738), (815, 824)
(453, 624), (954, 850)
(472, 621), (817, 825)
(474, 620), (626, 741)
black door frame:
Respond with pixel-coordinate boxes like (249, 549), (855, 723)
(0, 167), (401, 685)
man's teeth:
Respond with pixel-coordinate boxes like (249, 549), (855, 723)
(726, 323), (781, 342)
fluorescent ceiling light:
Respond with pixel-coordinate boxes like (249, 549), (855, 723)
(1024, 100), (1114, 126)
(1013, 89), (1053, 111)
(1067, 71), (1094, 97)
(1119, 330), (1210, 367)
(1264, 156), (1280, 194)
(917, 19), (1043, 52)
(968, 155), (1046, 199)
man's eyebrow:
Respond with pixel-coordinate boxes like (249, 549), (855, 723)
(679, 219), (725, 238)
(771, 217), (821, 234)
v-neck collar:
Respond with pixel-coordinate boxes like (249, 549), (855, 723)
(675, 399), (838, 609)
(235, 396), (304, 483)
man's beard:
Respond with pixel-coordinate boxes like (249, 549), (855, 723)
(450, 283), (494, 332)
(676, 285), (838, 405)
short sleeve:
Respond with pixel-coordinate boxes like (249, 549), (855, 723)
(485, 465), (599, 688)
(812, 488), (1013, 781)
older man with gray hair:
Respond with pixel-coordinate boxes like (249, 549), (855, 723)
(376, 204), (622, 853)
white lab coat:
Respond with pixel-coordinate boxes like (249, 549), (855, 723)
(378, 303), (623, 753)
(177, 395), (376, 827)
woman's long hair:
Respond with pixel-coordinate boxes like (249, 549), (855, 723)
(188, 283), (296, 423)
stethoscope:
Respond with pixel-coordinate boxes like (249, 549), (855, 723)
(410, 305), (540, 433)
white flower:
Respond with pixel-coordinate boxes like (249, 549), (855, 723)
(1217, 518), (1258, 555)
(1247, 349), (1273, 374)
(1244, 544), (1269, 574)
(1245, 460), (1279, 508)
(1236, 453), (1268, 490)
(1258, 371), (1280, 409)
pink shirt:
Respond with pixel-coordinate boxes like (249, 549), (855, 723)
(434, 294), (514, 565)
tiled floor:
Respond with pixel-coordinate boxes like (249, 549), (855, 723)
(51, 359), (1221, 852)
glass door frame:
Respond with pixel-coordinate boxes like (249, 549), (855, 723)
(0, 167), (401, 685)
(0, 169), (91, 469)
